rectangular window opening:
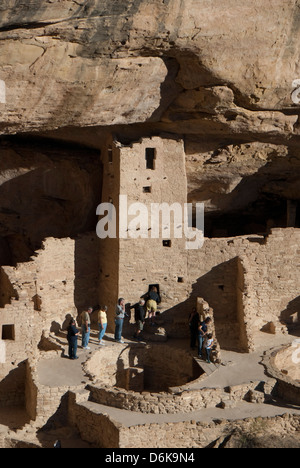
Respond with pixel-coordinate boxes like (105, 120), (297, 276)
(143, 186), (152, 193)
(108, 148), (113, 164)
(2, 324), (15, 341)
(163, 240), (172, 248)
(145, 148), (156, 170)
(148, 284), (160, 295)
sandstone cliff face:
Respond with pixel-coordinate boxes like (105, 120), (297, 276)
(0, 0), (300, 135)
(0, 3), (300, 438)
(0, 0), (299, 244)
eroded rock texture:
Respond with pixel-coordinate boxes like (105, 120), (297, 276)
(0, 3), (300, 448)
(0, 0), (300, 132)
(0, 0), (300, 247)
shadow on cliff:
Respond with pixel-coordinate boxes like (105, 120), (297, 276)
(147, 57), (183, 123)
(125, 258), (249, 353)
(74, 233), (100, 319)
(0, 138), (101, 266)
(0, 361), (30, 429)
(197, 148), (300, 237)
(281, 296), (300, 330)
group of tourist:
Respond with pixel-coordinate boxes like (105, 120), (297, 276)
(66, 305), (110, 359)
(188, 308), (214, 364)
(66, 291), (214, 364)
(66, 286), (162, 359)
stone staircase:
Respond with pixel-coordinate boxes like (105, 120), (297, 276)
(195, 358), (220, 377)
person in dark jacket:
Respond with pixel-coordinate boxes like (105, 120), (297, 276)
(146, 286), (161, 326)
(131, 299), (146, 341)
(188, 307), (199, 350)
(115, 298), (126, 343)
(67, 318), (79, 360)
(198, 317), (212, 359)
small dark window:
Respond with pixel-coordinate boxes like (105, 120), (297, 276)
(163, 240), (172, 247)
(2, 324), (15, 340)
(178, 277), (184, 283)
(145, 148), (156, 170)
(143, 186), (152, 193)
(108, 148), (113, 163)
(148, 284), (160, 295)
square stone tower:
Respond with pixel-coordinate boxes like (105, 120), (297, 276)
(99, 135), (190, 329)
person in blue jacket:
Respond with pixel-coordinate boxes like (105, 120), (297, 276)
(198, 317), (212, 359)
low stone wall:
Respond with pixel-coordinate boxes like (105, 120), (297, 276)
(68, 390), (300, 449)
(119, 413), (300, 449)
(87, 378), (275, 415)
(84, 345), (276, 415)
(88, 384), (225, 414)
(68, 390), (121, 448)
(25, 351), (86, 425)
(263, 346), (300, 406)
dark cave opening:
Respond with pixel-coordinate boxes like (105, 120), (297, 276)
(203, 195), (299, 238)
(0, 135), (102, 266)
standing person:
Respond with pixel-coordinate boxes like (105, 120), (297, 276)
(115, 298), (126, 343)
(146, 286), (161, 326)
(81, 307), (93, 350)
(188, 307), (200, 350)
(205, 334), (214, 364)
(67, 318), (79, 360)
(198, 317), (212, 359)
(131, 299), (146, 341)
(98, 306), (108, 346)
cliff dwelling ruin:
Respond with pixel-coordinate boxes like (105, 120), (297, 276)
(0, 0), (300, 450)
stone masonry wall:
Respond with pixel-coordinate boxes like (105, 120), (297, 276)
(0, 234), (99, 405)
(118, 136), (189, 311)
(98, 135), (191, 330)
(25, 355), (86, 425)
(87, 379), (274, 415)
(186, 228), (300, 351)
(99, 135), (300, 351)
(118, 414), (300, 449)
(69, 392), (299, 448)
(68, 391), (121, 449)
